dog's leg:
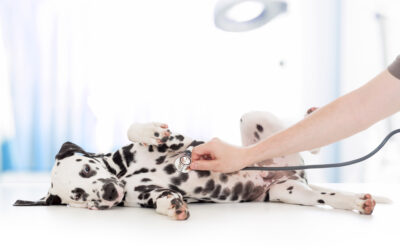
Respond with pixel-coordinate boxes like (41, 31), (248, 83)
(269, 180), (376, 214)
(127, 122), (199, 152)
(308, 184), (391, 204)
(240, 111), (285, 147)
(127, 122), (171, 145)
(135, 188), (190, 220)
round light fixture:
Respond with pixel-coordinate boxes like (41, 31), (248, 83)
(214, 0), (287, 32)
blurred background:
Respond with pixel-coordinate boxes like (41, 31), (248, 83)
(0, 0), (399, 183)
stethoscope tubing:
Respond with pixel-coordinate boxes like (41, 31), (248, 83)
(242, 129), (400, 171)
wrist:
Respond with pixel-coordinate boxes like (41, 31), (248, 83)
(241, 145), (258, 167)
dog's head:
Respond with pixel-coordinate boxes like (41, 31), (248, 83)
(14, 142), (125, 210)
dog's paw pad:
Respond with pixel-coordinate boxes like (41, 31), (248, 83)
(151, 123), (171, 144)
(169, 199), (190, 220)
(357, 193), (376, 215)
(306, 107), (318, 115)
(174, 208), (190, 220)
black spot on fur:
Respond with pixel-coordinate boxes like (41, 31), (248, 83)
(148, 145), (154, 152)
(168, 185), (186, 195)
(242, 181), (254, 200)
(151, 168), (156, 172)
(276, 180), (286, 184)
(321, 192), (326, 195)
(103, 159), (117, 175)
(133, 168), (149, 175)
(122, 144), (136, 166)
(134, 185), (162, 193)
(317, 199), (325, 204)
(141, 178), (152, 182)
(56, 162), (60, 166)
(164, 164), (176, 175)
(330, 193), (335, 195)
(194, 187), (202, 194)
(175, 135), (184, 141)
(157, 144), (168, 153)
(196, 170), (211, 178)
(287, 186), (294, 191)
(171, 177), (181, 186)
(155, 155), (167, 165)
(211, 185), (221, 198)
(170, 143), (184, 151)
(71, 188), (89, 201)
(46, 194), (62, 205)
(219, 174), (228, 183)
(89, 160), (95, 163)
(256, 124), (264, 132)
(222, 187), (231, 197)
(76, 159), (82, 162)
(112, 151), (127, 178)
(218, 196), (227, 200)
(254, 132), (260, 140)
(180, 173), (189, 182)
(147, 198), (155, 208)
(154, 132), (160, 137)
(203, 179), (215, 194)
(231, 182), (243, 201)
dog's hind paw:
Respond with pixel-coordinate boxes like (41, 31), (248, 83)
(356, 194), (376, 215)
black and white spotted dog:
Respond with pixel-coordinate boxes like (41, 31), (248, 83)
(14, 110), (388, 220)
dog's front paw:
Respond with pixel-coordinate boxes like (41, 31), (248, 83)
(127, 122), (170, 145)
(156, 195), (190, 220)
(170, 199), (190, 220)
(356, 194), (376, 215)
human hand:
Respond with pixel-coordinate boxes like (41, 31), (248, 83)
(189, 138), (249, 173)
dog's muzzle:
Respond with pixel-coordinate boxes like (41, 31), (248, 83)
(102, 183), (119, 201)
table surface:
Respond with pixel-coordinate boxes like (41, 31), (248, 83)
(0, 173), (398, 250)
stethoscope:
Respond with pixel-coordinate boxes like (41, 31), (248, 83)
(174, 129), (400, 173)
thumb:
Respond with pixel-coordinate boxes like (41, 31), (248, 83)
(190, 160), (219, 171)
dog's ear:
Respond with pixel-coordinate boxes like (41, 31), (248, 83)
(13, 193), (64, 206)
(55, 141), (90, 160)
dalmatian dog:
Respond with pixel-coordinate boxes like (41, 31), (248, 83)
(14, 109), (389, 220)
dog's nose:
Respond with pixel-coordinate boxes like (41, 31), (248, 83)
(102, 183), (119, 201)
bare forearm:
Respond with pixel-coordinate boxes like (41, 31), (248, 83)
(244, 70), (400, 166)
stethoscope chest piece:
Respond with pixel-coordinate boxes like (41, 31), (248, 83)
(174, 146), (194, 173)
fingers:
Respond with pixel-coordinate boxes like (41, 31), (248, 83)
(191, 143), (212, 161)
(189, 160), (219, 171)
(190, 137), (222, 171)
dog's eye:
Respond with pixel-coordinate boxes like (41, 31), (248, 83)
(84, 166), (91, 173)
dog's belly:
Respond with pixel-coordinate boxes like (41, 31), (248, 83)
(121, 145), (306, 205)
